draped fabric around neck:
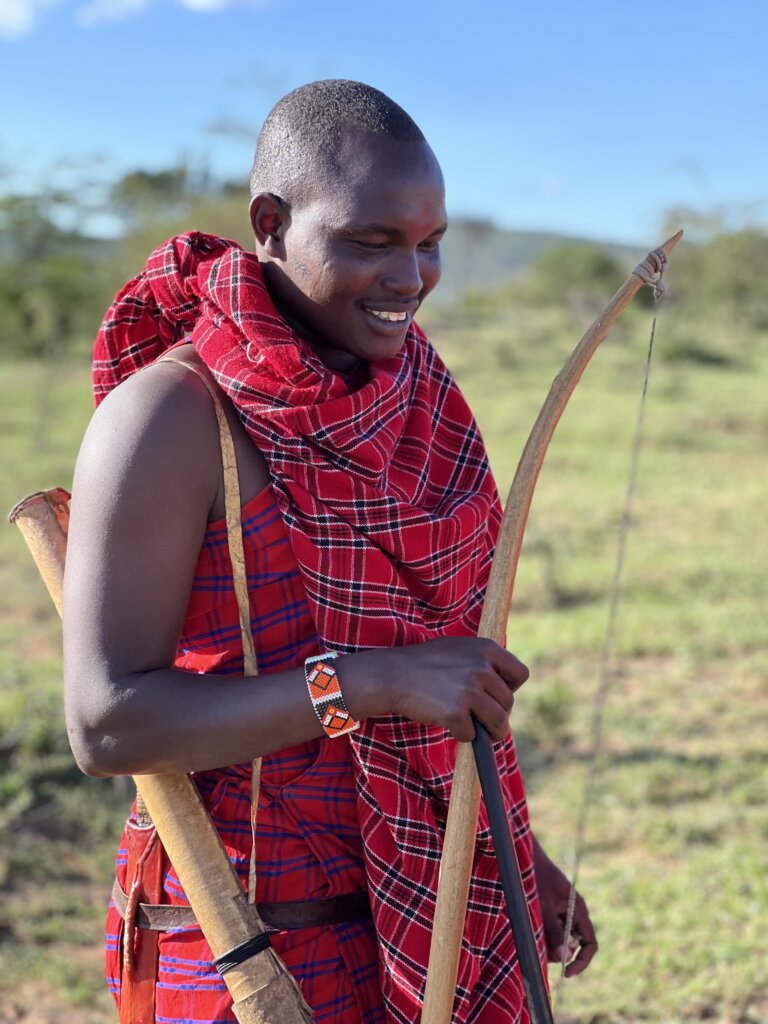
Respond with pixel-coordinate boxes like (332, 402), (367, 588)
(93, 233), (540, 1023)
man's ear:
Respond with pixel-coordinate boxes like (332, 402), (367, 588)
(250, 193), (290, 258)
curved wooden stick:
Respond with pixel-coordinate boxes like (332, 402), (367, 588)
(9, 490), (313, 1024)
(421, 230), (683, 1024)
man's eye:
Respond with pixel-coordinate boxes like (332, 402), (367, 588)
(353, 240), (388, 250)
(419, 241), (440, 253)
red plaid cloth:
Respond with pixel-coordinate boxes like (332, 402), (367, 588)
(94, 233), (544, 1022)
(107, 486), (383, 1023)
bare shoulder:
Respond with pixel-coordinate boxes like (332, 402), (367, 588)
(64, 355), (227, 683)
(63, 349), (272, 687)
(74, 347), (272, 531)
(76, 353), (220, 515)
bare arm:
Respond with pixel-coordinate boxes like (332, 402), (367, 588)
(63, 363), (528, 777)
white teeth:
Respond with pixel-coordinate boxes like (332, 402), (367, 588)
(366, 308), (408, 322)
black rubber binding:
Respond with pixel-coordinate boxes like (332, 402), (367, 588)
(213, 932), (272, 976)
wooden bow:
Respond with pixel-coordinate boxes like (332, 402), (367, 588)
(421, 229), (683, 1024)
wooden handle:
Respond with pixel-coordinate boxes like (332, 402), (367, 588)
(421, 741), (480, 1023)
(9, 489), (313, 1024)
(422, 230), (683, 1024)
(10, 489), (71, 616)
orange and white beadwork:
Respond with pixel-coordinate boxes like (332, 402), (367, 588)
(304, 652), (360, 738)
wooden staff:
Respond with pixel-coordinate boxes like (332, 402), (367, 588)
(9, 489), (314, 1024)
(421, 231), (683, 1024)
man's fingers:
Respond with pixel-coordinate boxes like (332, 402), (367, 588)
(561, 895), (598, 976)
(489, 643), (529, 693)
(472, 691), (511, 742)
(554, 937), (579, 962)
(572, 894), (597, 948)
(483, 667), (516, 715)
(562, 934), (598, 977)
(465, 644), (526, 742)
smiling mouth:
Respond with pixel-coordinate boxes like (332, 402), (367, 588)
(363, 307), (409, 323)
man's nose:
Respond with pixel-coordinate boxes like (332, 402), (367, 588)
(382, 249), (423, 296)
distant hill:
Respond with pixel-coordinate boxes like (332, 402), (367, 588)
(0, 200), (644, 308)
(436, 217), (643, 302)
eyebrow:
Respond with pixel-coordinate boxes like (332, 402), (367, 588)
(343, 222), (448, 239)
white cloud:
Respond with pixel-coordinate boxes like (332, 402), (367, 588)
(75, 0), (149, 27)
(177, 0), (268, 10)
(0, 0), (59, 38)
(0, 0), (267, 37)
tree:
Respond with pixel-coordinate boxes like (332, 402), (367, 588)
(0, 193), (107, 359)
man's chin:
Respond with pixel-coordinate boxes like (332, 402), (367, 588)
(297, 317), (410, 371)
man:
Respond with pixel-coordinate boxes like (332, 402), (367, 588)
(63, 80), (596, 1024)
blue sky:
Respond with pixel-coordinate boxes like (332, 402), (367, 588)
(1, 0), (766, 243)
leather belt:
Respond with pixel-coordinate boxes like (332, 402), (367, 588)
(111, 879), (371, 932)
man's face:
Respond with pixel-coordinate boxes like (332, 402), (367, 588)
(256, 133), (447, 371)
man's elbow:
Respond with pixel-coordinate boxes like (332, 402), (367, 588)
(67, 722), (127, 778)
(64, 676), (140, 778)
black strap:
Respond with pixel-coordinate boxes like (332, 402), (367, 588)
(214, 932), (272, 976)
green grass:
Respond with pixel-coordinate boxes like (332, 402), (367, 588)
(0, 353), (132, 1019)
(1, 298), (766, 1022)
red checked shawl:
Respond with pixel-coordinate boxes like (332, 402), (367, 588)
(93, 233), (543, 1023)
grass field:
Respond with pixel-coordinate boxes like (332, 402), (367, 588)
(1, 293), (766, 1022)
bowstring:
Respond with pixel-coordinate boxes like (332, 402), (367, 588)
(552, 268), (665, 1013)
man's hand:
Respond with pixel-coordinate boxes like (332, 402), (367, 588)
(532, 838), (597, 978)
(348, 637), (529, 744)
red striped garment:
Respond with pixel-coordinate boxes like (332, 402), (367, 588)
(106, 484), (385, 1023)
(95, 234), (545, 1023)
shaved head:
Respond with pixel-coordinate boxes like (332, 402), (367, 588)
(249, 79), (426, 206)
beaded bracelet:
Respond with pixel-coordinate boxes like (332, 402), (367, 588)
(304, 652), (360, 738)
